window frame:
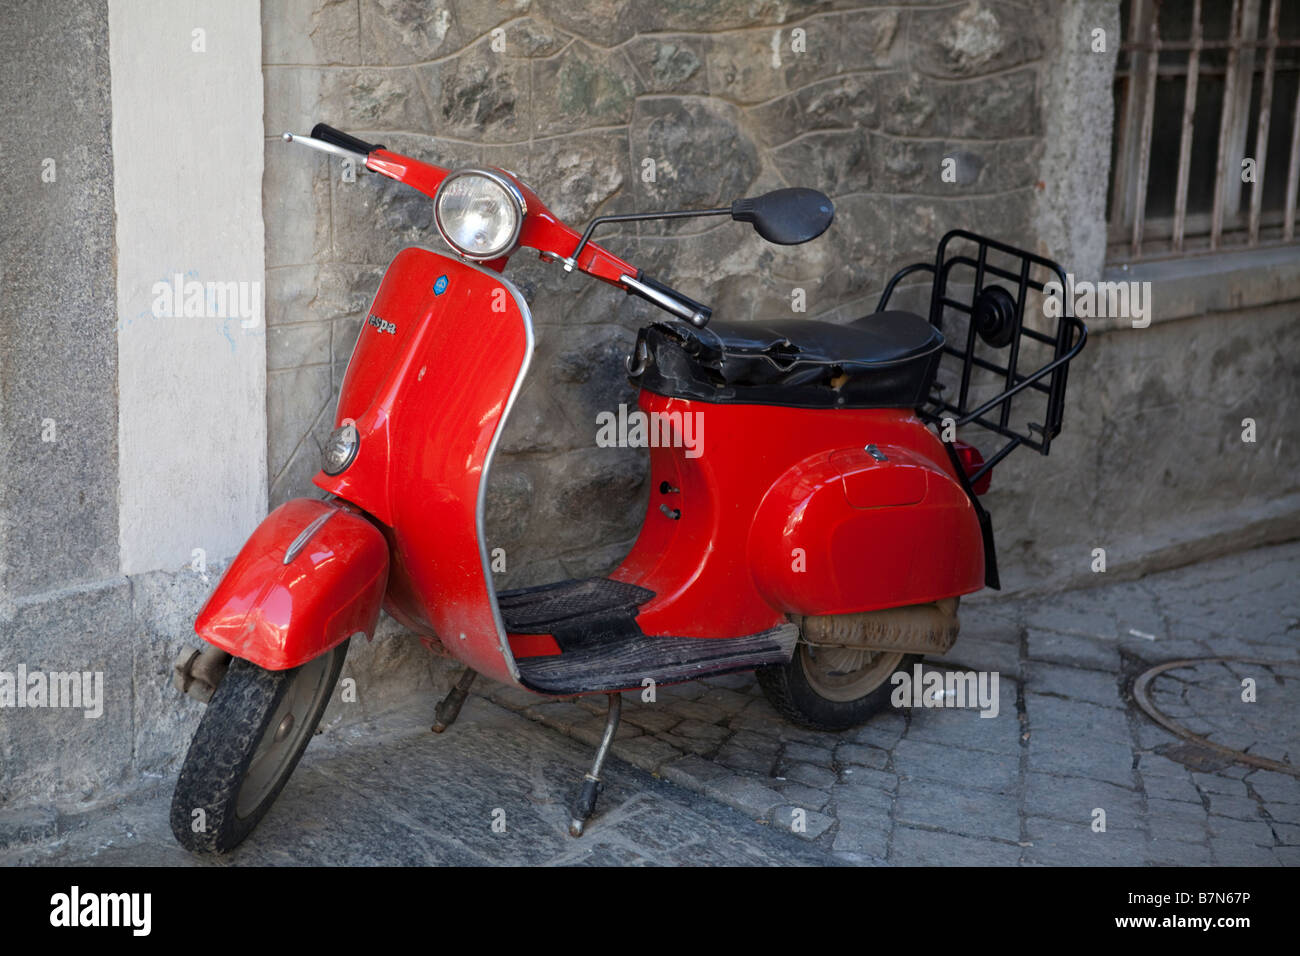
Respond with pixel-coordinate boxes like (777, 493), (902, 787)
(1109, 0), (1300, 263)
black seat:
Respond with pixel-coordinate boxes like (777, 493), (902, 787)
(631, 311), (944, 409)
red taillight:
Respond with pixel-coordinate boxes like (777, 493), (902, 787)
(952, 440), (991, 495)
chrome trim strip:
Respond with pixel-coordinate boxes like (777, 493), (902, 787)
(283, 507), (338, 565)
(451, 254), (532, 683)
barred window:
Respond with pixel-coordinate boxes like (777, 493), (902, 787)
(1109, 0), (1300, 261)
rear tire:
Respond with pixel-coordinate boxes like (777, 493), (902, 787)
(758, 599), (959, 731)
(757, 646), (919, 732)
(170, 641), (347, 854)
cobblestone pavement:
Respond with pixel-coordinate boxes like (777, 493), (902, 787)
(482, 540), (1300, 865)
(4, 541), (1296, 867)
(0, 697), (835, 867)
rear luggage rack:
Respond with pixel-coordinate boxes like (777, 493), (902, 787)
(877, 230), (1088, 485)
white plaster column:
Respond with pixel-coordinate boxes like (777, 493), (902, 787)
(109, 0), (267, 573)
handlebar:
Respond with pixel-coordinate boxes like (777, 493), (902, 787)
(310, 123), (385, 155)
(622, 274), (712, 327)
(286, 123), (712, 326)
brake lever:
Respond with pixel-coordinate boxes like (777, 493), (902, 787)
(281, 131), (367, 162)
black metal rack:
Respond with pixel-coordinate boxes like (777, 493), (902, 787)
(877, 230), (1088, 486)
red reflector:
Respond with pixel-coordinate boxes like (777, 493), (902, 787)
(953, 440), (991, 495)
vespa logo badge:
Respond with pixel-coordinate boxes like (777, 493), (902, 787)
(433, 275), (449, 295)
(367, 312), (396, 335)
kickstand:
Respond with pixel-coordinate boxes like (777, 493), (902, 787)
(569, 692), (622, 837)
(431, 668), (477, 733)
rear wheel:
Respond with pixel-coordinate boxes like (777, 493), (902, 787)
(757, 644), (918, 732)
(170, 641), (347, 854)
(758, 598), (959, 731)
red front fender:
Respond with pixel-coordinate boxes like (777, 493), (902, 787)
(195, 498), (389, 670)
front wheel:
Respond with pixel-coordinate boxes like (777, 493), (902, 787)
(170, 641), (347, 854)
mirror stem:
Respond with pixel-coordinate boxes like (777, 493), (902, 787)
(571, 206), (731, 265)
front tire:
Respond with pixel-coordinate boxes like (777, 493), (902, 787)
(170, 641), (347, 854)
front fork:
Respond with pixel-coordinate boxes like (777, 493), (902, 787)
(172, 645), (232, 703)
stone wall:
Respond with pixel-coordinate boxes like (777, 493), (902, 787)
(1, 2), (119, 617)
(0, 0), (278, 821)
(0, 0), (128, 814)
(263, 0), (1060, 589)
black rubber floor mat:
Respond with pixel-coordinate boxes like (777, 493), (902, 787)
(498, 577), (654, 634)
(515, 623), (799, 696)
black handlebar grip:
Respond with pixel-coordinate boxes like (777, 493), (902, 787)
(310, 123), (385, 155)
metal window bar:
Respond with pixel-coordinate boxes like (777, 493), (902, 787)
(1132, 6), (1162, 257)
(1210, 0), (1247, 250)
(1249, 0), (1281, 243)
(1110, 0), (1148, 246)
(1288, 71), (1300, 239)
(1173, 0), (1203, 251)
(1114, 0), (1300, 261)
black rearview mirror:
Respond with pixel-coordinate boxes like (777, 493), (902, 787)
(730, 188), (835, 245)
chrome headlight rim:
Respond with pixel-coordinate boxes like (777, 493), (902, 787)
(432, 167), (527, 262)
(321, 422), (360, 476)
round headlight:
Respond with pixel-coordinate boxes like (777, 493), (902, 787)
(433, 169), (525, 261)
(322, 422), (359, 475)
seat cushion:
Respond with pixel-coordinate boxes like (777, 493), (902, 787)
(631, 312), (944, 409)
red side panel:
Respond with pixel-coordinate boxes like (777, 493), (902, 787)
(314, 249), (531, 685)
(749, 446), (984, 615)
(195, 498), (389, 670)
(829, 447), (928, 507)
(611, 396), (985, 637)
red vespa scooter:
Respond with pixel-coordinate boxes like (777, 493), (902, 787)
(170, 124), (1086, 853)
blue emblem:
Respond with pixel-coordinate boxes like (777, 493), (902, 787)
(433, 275), (449, 295)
